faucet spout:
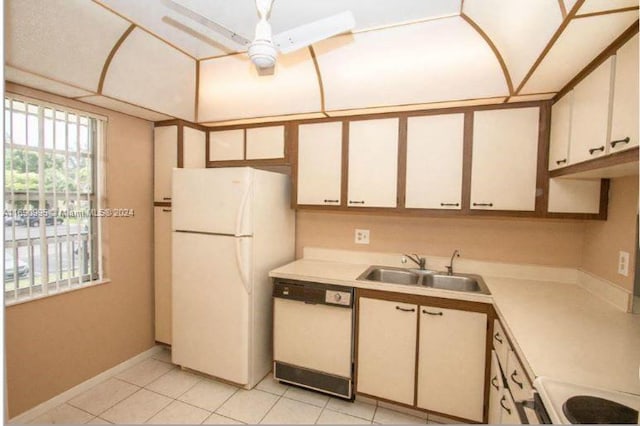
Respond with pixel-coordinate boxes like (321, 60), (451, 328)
(403, 253), (426, 270)
(446, 249), (460, 275)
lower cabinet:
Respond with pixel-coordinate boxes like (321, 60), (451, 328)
(356, 291), (490, 422)
(357, 298), (417, 405)
(417, 306), (487, 422)
(488, 351), (505, 424)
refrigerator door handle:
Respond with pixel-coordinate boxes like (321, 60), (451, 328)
(235, 177), (252, 237)
(235, 238), (251, 294)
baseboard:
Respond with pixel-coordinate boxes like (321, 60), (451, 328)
(577, 269), (633, 312)
(8, 345), (163, 424)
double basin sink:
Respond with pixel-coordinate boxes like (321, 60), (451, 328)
(357, 265), (491, 295)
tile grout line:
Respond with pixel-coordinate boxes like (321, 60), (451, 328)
(257, 390), (285, 424)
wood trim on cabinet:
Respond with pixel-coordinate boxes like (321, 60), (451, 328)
(177, 121), (184, 168)
(549, 146), (639, 177)
(461, 112), (474, 213)
(341, 121), (350, 207)
(536, 102), (552, 216)
(289, 124), (300, 209)
(98, 24), (135, 94)
(154, 119), (208, 131)
(397, 117), (408, 210)
(553, 20), (639, 103)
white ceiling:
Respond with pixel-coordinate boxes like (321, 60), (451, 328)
(4, 0), (639, 124)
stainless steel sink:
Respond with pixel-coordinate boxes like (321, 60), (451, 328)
(357, 265), (491, 295)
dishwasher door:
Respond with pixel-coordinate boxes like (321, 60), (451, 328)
(273, 280), (354, 398)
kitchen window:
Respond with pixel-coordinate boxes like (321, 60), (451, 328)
(4, 95), (106, 304)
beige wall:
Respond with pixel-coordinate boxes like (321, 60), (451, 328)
(582, 176), (638, 291)
(296, 211), (586, 267)
(4, 84), (156, 417)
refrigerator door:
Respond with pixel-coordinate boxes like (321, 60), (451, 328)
(172, 231), (251, 384)
(173, 168), (253, 236)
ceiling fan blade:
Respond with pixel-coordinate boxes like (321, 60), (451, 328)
(273, 10), (355, 54)
(161, 0), (251, 50)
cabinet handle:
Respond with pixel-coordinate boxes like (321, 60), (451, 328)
(510, 370), (524, 389)
(494, 332), (503, 344)
(555, 159), (567, 165)
(491, 376), (500, 391)
(349, 200), (365, 205)
(473, 202), (493, 207)
(422, 309), (443, 316)
(500, 396), (512, 415)
(395, 306), (415, 312)
(163, 197), (172, 201)
(162, 208), (172, 213)
(588, 146), (605, 155)
(323, 199), (339, 203)
(611, 137), (630, 148)
(440, 203), (459, 207)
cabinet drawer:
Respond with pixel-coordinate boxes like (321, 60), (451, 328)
(506, 350), (533, 402)
(493, 320), (510, 369)
(499, 389), (522, 425)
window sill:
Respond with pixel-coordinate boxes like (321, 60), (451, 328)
(5, 278), (112, 307)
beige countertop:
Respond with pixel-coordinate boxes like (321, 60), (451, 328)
(270, 257), (640, 396)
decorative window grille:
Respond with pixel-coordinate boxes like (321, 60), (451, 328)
(4, 95), (105, 304)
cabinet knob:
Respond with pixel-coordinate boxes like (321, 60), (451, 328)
(500, 396), (512, 415)
(588, 146), (605, 155)
(611, 137), (630, 148)
(162, 208), (172, 213)
(491, 376), (500, 391)
(440, 203), (459, 207)
(494, 332), (503, 344)
(349, 200), (365, 205)
(473, 202), (493, 207)
(395, 306), (415, 312)
(555, 159), (567, 165)
(422, 309), (443, 316)
(162, 197), (172, 201)
(323, 199), (339, 203)
(510, 370), (524, 389)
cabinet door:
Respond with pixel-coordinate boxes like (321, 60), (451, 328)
(209, 129), (244, 162)
(489, 351), (505, 424)
(154, 206), (172, 344)
(154, 126), (178, 202)
(471, 108), (539, 211)
(610, 34), (639, 154)
(297, 122), (342, 206)
(348, 118), (399, 208)
(549, 93), (572, 170)
(357, 297), (416, 405)
(547, 178), (601, 214)
(416, 306), (487, 422)
(505, 351), (534, 402)
(406, 114), (464, 209)
(183, 127), (206, 168)
(246, 125), (285, 160)
(569, 57), (614, 164)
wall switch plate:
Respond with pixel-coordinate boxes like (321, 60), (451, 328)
(355, 229), (370, 245)
(618, 251), (630, 276)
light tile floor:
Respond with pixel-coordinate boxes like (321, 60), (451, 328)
(30, 348), (457, 424)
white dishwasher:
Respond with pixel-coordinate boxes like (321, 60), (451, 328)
(273, 279), (354, 399)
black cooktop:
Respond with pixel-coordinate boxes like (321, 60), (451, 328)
(563, 395), (639, 424)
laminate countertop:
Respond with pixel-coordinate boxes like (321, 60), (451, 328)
(269, 258), (640, 396)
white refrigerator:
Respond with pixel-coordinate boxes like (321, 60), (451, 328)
(171, 167), (295, 388)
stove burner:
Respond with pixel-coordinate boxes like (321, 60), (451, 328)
(562, 395), (638, 424)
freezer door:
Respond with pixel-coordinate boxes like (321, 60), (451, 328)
(172, 168), (253, 236)
(172, 232), (251, 384)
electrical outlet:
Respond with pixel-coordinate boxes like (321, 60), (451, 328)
(618, 251), (630, 277)
(355, 229), (370, 245)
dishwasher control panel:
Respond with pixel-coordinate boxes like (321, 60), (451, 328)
(273, 279), (354, 308)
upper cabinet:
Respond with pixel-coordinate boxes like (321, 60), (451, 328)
(297, 122), (343, 206)
(548, 92), (572, 170)
(347, 118), (399, 208)
(183, 127), (207, 168)
(610, 34), (639, 154)
(569, 57), (614, 165)
(154, 125), (178, 203)
(405, 114), (464, 210)
(207, 125), (288, 165)
(471, 108), (540, 211)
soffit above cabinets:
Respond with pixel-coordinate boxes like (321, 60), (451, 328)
(3, 0), (638, 124)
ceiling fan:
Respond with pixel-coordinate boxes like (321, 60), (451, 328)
(162, 0), (356, 75)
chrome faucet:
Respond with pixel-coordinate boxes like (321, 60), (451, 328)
(404, 253), (426, 270)
(446, 249), (460, 275)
